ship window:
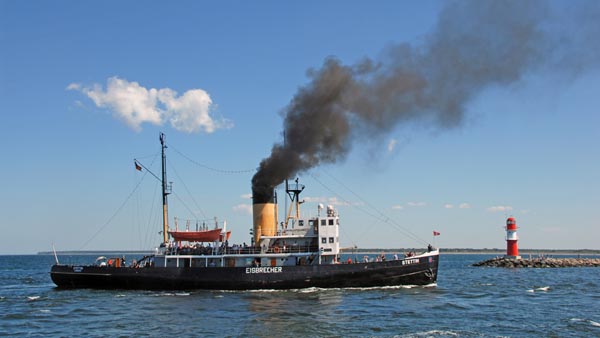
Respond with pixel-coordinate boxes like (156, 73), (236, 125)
(309, 220), (314, 226)
(328, 219), (334, 226)
(299, 220), (304, 226)
(321, 219), (326, 226)
(321, 237), (327, 244)
(329, 237), (334, 243)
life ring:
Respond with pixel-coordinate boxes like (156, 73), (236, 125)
(273, 246), (280, 253)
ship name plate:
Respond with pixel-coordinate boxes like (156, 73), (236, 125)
(245, 267), (283, 274)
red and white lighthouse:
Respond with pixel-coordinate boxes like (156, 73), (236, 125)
(505, 217), (521, 259)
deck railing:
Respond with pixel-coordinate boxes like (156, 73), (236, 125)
(165, 245), (320, 256)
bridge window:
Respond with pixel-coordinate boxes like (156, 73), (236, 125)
(321, 219), (326, 226)
(299, 220), (304, 226)
(329, 237), (334, 243)
(328, 219), (334, 226)
(321, 237), (327, 244)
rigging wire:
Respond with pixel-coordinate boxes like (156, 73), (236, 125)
(309, 171), (428, 246)
(79, 169), (149, 250)
(305, 174), (359, 248)
(134, 168), (142, 250)
(167, 161), (207, 219)
(171, 192), (202, 223)
(167, 142), (256, 174)
(142, 153), (161, 249)
(131, 152), (161, 250)
(133, 153), (159, 250)
(142, 177), (160, 250)
(323, 169), (427, 245)
(324, 169), (428, 245)
(134, 152), (160, 160)
(337, 217), (358, 250)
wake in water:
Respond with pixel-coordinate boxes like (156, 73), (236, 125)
(570, 318), (600, 328)
(526, 286), (550, 293)
(218, 283), (438, 294)
(398, 329), (461, 337)
(151, 292), (191, 297)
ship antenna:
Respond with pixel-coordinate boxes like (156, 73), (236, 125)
(281, 131), (305, 228)
(285, 177), (304, 226)
(160, 132), (172, 244)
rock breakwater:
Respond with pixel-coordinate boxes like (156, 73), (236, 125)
(473, 257), (600, 268)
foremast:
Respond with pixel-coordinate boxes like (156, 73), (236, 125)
(160, 133), (171, 244)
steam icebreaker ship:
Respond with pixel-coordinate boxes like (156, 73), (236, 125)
(50, 134), (439, 290)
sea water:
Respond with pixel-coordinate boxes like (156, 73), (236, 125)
(1, 254), (599, 337)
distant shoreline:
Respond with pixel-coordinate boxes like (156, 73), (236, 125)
(351, 249), (600, 255)
(35, 248), (600, 256)
(438, 251), (600, 256)
(36, 250), (153, 256)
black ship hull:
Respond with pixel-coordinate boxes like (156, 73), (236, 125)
(50, 253), (438, 290)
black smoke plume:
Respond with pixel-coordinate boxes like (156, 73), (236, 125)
(252, 0), (600, 198)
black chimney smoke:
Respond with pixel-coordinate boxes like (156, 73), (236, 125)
(252, 0), (600, 195)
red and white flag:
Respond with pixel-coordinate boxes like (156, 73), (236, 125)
(433, 231), (441, 236)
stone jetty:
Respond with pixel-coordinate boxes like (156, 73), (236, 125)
(473, 257), (600, 268)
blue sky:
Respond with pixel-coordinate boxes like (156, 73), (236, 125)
(1, 1), (598, 254)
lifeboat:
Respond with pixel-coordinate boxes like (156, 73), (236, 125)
(168, 228), (231, 242)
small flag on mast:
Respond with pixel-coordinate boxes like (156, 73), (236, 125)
(433, 231), (440, 236)
(134, 160), (142, 171)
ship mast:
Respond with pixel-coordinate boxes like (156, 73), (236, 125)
(160, 132), (171, 244)
(285, 178), (304, 227)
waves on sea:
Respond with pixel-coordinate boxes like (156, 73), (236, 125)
(1, 254), (599, 337)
